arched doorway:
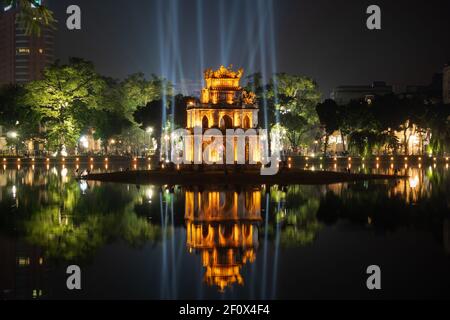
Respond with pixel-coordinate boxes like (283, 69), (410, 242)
(243, 115), (251, 129)
(202, 116), (209, 129)
(220, 115), (233, 130)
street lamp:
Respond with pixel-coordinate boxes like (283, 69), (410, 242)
(145, 127), (154, 156)
(7, 131), (18, 156)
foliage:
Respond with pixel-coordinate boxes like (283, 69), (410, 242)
(24, 58), (106, 151)
(0, 85), (42, 153)
(266, 74), (322, 152)
(2, 0), (56, 36)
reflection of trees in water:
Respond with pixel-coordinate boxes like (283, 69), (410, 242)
(317, 173), (450, 244)
(3, 171), (161, 262)
(267, 185), (322, 247)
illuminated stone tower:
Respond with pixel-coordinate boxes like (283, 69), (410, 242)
(185, 66), (262, 164)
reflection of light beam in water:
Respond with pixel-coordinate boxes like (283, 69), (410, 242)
(159, 191), (167, 298)
(271, 196), (281, 299)
(261, 192), (270, 299)
(170, 193), (177, 298)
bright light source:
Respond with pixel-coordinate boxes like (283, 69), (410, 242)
(80, 136), (89, 149)
(409, 176), (419, 189)
(8, 131), (18, 139)
(146, 127), (154, 134)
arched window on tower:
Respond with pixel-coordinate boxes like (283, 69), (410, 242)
(202, 116), (209, 129)
(243, 115), (251, 129)
(220, 115), (233, 130)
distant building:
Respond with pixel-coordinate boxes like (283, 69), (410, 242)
(331, 81), (393, 105)
(397, 72), (443, 104)
(0, 0), (54, 86)
(444, 64), (450, 104)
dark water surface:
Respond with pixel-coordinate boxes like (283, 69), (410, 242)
(0, 162), (449, 299)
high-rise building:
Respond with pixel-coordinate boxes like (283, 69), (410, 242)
(443, 64), (450, 104)
(0, 0), (54, 86)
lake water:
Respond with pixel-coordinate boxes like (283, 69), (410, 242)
(0, 162), (449, 299)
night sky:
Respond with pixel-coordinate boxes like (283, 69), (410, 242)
(49, 0), (450, 97)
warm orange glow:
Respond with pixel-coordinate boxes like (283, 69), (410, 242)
(186, 65), (261, 164)
(185, 187), (261, 292)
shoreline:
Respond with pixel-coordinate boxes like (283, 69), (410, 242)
(85, 168), (407, 186)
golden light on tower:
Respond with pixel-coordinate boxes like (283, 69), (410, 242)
(186, 65), (261, 165)
(184, 187), (261, 292)
(201, 65), (244, 105)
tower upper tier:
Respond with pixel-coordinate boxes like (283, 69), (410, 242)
(200, 65), (255, 106)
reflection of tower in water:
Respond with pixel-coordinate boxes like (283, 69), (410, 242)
(185, 186), (262, 292)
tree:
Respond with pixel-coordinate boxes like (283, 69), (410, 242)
(134, 100), (166, 139)
(24, 58), (106, 153)
(90, 110), (132, 154)
(121, 73), (171, 119)
(316, 99), (340, 156)
(426, 103), (450, 155)
(267, 74), (321, 153)
(3, 0), (56, 36)
(0, 85), (41, 154)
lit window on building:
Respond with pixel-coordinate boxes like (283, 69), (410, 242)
(32, 289), (43, 299)
(18, 257), (30, 266)
(17, 48), (31, 55)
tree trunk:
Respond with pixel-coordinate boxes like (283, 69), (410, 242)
(323, 135), (329, 157)
(340, 131), (346, 152)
